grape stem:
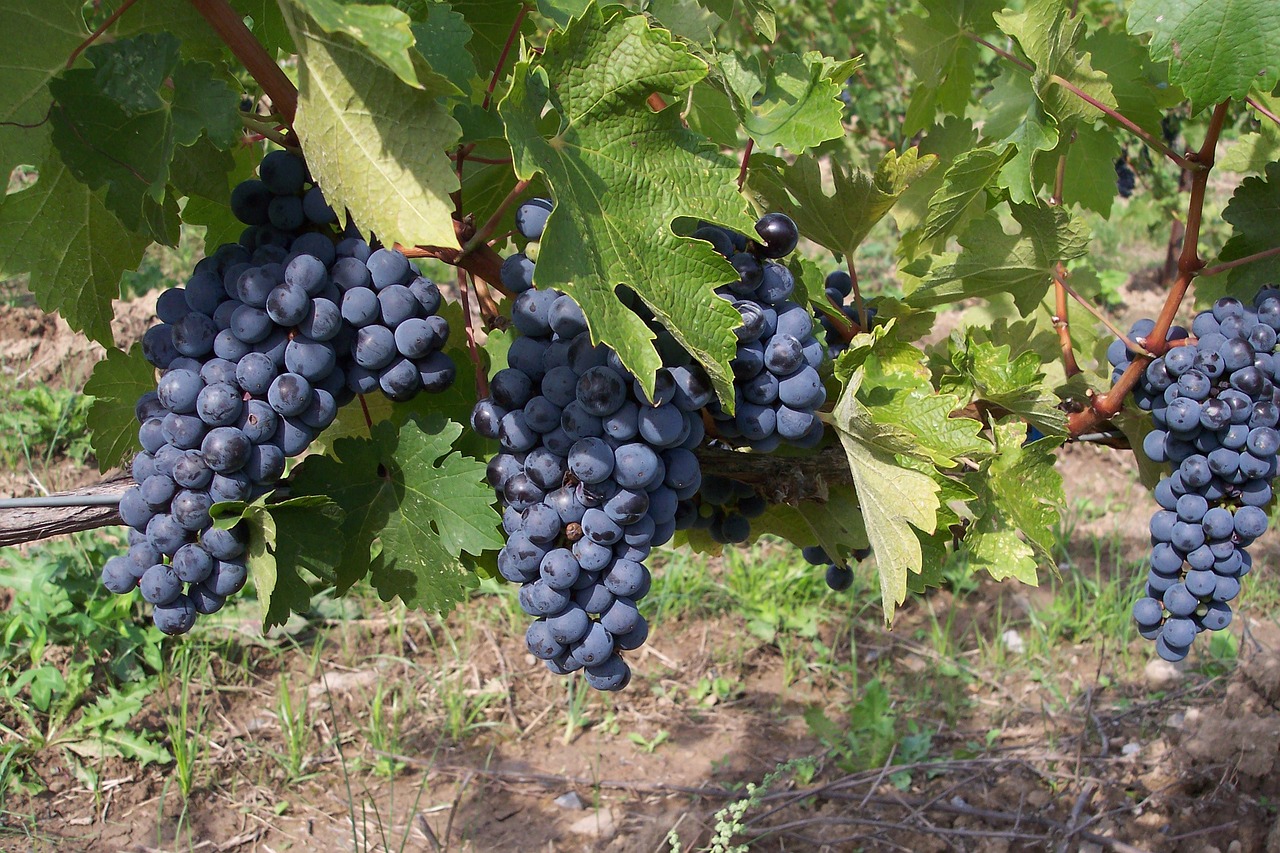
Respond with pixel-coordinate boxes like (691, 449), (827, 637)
(457, 269), (490, 400)
(1049, 154), (1081, 377)
(483, 3), (531, 113)
(460, 179), (532, 258)
(68, 0), (142, 68)
(189, 0), (299, 125)
(737, 138), (755, 191)
(1051, 267), (1145, 357)
(396, 220), (512, 297)
(1196, 245), (1280, 279)
(1068, 101), (1231, 437)
(1245, 96), (1280, 130)
(239, 113), (293, 148)
(963, 32), (1191, 171)
(357, 394), (374, 433)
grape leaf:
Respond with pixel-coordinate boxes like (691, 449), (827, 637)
(648, 0), (722, 43)
(288, 0), (422, 88)
(920, 145), (1010, 246)
(288, 415), (502, 612)
(211, 495), (345, 630)
(49, 34), (240, 235)
(891, 117), (980, 258)
(1220, 120), (1280, 174)
(412, 4), (478, 91)
(1128, 0), (1280, 112)
(961, 419), (1063, 584)
(905, 204), (1088, 316)
(1081, 26), (1173, 138)
(282, 4), (462, 250)
(0, 157), (150, 346)
(750, 484), (869, 567)
(749, 148), (937, 261)
(715, 51), (851, 153)
(1031, 120), (1121, 217)
(981, 70), (1059, 204)
(449, 0), (533, 79)
(0, 0), (86, 179)
(696, 0), (776, 42)
(113, 0), (294, 59)
(898, 0), (1003, 135)
(944, 332), (1068, 434)
(832, 366), (940, 622)
(500, 5), (755, 402)
(1215, 161), (1280, 298)
(84, 344), (155, 473)
(995, 0), (1116, 126)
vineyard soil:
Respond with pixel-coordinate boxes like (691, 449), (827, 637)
(3, 290), (1280, 851)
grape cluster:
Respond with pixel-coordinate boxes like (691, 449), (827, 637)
(801, 544), (872, 591)
(107, 149), (456, 634)
(692, 214), (827, 452)
(475, 205), (707, 690)
(1115, 158), (1136, 199)
(818, 268), (876, 358)
(682, 474), (767, 545)
(1113, 293), (1280, 661)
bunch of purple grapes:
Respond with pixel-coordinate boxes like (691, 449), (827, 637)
(1113, 291), (1280, 661)
(801, 544), (871, 591)
(474, 200), (708, 690)
(683, 474), (767, 545)
(692, 214), (827, 451)
(819, 268), (876, 358)
(106, 149), (456, 634)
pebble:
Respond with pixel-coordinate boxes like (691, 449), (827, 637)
(1145, 657), (1184, 690)
(554, 791), (586, 810)
(1000, 629), (1025, 655)
(568, 808), (618, 839)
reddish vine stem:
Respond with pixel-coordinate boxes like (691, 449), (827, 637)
(1068, 101), (1231, 436)
(1049, 155), (1081, 377)
(1197, 245), (1280, 278)
(357, 394), (374, 432)
(824, 298), (856, 344)
(189, 0), (298, 124)
(1052, 267), (1144, 355)
(68, 0), (141, 67)
(737, 138), (755, 191)
(461, 179), (532, 257)
(457, 269), (490, 400)
(396, 221), (512, 296)
(963, 32), (1190, 170)
(1246, 96), (1280, 130)
(482, 3), (531, 112)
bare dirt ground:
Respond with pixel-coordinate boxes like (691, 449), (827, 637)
(4, 289), (1280, 853)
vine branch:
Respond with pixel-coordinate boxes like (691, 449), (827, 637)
(1197, 245), (1280, 279)
(188, 0), (298, 125)
(1068, 101), (1231, 436)
(68, 0), (141, 68)
(1049, 155), (1081, 377)
(963, 32), (1191, 170)
(1245, 96), (1280, 130)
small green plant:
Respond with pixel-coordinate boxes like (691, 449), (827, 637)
(275, 675), (314, 781)
(804, 679), (897, 772)
(627, 729), (669, 754)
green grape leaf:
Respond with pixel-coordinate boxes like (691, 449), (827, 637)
(996, 0), (1116, 126)
(1215, 161), (1280, 298)
(750, 484), (869, 567)
(282, 3), (462, 249)
(898, 0), (1003, 135)
(1081, 26), (1172, 138)
(0, 158), (150, 346)
(982, 71), (1059, 204)
(833, 367), (941, 622)
(49, 34), (240, 235)
(1220, 120), (1280, 174)
(891, 117), (980, 258)
(948, 333), (1068, 434)
(500, 5), (755, 402)
(696, 0), (776, 42)
(288, 415), (502, 612)
(243, 495), (344, 630)
(1032, 120), (1121, 217)
(920, 145), (1010, 246)
(412, 4), (478, 91)
(179, 144), (258, 253)
(1128, 0), (1280, 112)
(962, 419), (1063, 583)
(905, 204), (1088, 315)
(84, 344), (156, 472)
(538, 0), (592, 27)
(449, 0), (533, 78)
(114, 0), (294, 59)
(169, 137), (237, 204)
(716, 51), (850, 153)
(0, 0), (86, 179)
(288, 0), (421, 88)
(749, 148), (937, 261)
(648, 0), (721, 43)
